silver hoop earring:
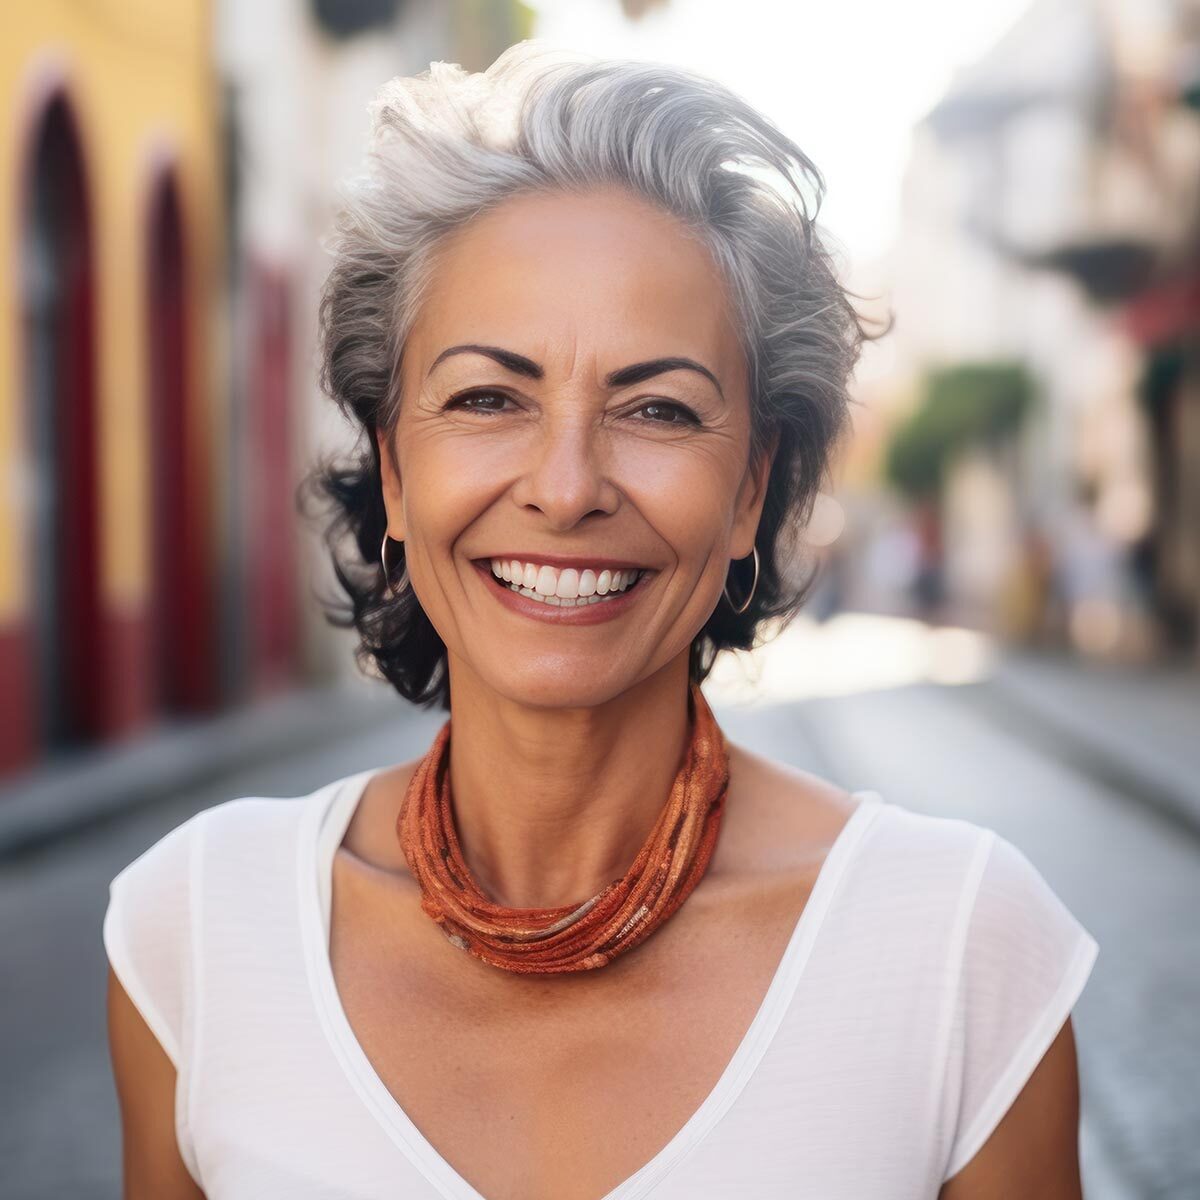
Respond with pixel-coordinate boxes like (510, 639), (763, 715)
(723, 545), (760, 615)
(380, 533), (410, 599)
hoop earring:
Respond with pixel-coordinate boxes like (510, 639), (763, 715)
(723, 545), (759, 615)
(380, 533), (410, 599)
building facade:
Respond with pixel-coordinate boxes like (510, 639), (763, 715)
(0, 1), (224, 771)
(0, 0), (533, 779)
(886, 0), (1200, 661)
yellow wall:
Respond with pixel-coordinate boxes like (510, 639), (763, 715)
(0, 0), (221, 623)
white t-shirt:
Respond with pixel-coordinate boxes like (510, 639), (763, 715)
(103, 767), (1099, 1199)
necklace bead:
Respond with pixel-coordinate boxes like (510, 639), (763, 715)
(396, 682), (729, 974)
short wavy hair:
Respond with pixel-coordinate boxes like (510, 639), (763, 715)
(300, 39), (883, 710)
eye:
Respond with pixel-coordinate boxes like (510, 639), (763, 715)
(632, 400), (701, 426)
(446, 388), (514, 415)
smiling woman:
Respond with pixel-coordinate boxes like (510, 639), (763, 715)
(104, 38), (1098, 1200)
(305, 43), (876, 709)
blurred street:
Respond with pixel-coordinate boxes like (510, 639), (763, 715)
(2, 615), (1197, 1199)
(2, 0), (1198, 1196)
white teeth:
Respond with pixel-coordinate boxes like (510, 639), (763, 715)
(486, 559), (644, 605)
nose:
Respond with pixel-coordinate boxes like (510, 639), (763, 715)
(510, 412), (621, 530)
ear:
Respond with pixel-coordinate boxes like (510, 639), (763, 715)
(375, 423), (407, 541)
(730, 426), (779, 558)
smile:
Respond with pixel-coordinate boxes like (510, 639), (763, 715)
(470, 556), (653, 625)
(487, 559), (644, 606)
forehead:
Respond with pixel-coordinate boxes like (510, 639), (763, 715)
(408, 186), (744, 375)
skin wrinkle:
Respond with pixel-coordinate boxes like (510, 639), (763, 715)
(288, 50), (1086, 1198)
(397, 681), (730, 972)
(316, 52), (874, 725)
(376, 184), (772, 910)
(117, 50), (1104, 1200)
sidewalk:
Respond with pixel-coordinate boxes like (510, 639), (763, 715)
(0, 680), (408, 861)
(984, 648), (1200, 836)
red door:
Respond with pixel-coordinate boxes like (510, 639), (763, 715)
(247, 261), (297, 695)
(20, 94), (102, 749)
(145, 171), (215, 713)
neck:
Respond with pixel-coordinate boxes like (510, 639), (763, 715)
(441, 651), (694, 909)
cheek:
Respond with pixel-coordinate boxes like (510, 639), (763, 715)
(616, 439), (744, 547)
(398, 420), (746, 563)
(396, 429), (502, 552)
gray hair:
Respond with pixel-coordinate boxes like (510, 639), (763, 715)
(308, 39), (881, 708)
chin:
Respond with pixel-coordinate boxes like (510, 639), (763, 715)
(477, 666), (634, 713)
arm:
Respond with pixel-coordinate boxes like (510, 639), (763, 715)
(939, 1016), (1084, 1200)
(107, 966), (206, 1200)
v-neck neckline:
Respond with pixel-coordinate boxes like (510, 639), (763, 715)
(299, 765), (885, 1200)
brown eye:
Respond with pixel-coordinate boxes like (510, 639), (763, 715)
(635, 401), (700, 425)
(447, 389), (512, 414)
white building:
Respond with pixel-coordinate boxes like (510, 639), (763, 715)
(884, 0), (1200, 659)
(214, 0), (530, 690)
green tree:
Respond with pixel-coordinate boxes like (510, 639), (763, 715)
(885, 361), (1036, 500)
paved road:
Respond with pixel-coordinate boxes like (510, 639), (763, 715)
(786, 681), (1197, 1200)
(2, 634), (1194, 1197)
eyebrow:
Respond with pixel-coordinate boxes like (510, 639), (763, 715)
(427, 343), (724, 400)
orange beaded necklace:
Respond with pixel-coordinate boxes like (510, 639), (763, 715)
(395, 681), (729, 974)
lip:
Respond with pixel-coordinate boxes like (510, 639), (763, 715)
(473, 552), (652, 572)
(471, 559), (653, 625)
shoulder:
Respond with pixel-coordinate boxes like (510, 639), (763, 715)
(199, 790), (316, 855)
(103, 808), (209, 1072)
(957, 827), (1099, 997)
(720, 739), (989, 875)
(107, 790), (313, 897)
(718, 741), (864, 874)
(105, 806), (210, 930)
(832, 787), (1091, 958)
(939, 830), (1099, 1185)
(725, 740), (1087, 938)
(101, 773), (354, 1063)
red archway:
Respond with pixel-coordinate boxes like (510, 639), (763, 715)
(145, 169), (214, 712)
(20, 93), (102, 749)
(247, 261), (298, 695)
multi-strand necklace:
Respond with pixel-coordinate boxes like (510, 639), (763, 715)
(395, 681), (729, 974)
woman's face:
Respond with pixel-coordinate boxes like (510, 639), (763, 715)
(379, 184), (773, 709)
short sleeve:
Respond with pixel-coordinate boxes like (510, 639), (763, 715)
(941, 829), (1100, 1182)
(102, 810), (205, 1070)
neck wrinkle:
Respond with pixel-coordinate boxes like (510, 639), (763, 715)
(443, 655), (694, 910)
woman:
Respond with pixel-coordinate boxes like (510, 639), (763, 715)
(104, 41), (1099, 1200)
